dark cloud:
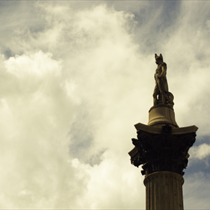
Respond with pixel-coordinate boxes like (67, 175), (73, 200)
(184, 172), (210, 209)
(69, 104), (106, 165)
(186, 160), (210, 177)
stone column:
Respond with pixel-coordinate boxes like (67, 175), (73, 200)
(129, 54), (198, 210)
(129, 121), (197, 210)
(144, 171), (184, 210)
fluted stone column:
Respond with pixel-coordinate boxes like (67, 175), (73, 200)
(144, 171), (184, 210)
(129, 121), (197, 210)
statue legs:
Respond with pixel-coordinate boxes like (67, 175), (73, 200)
(153, 85), (159, 105)
(153, 81), (167, 105)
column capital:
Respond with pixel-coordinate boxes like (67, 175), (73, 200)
(129, 124), (197, 176)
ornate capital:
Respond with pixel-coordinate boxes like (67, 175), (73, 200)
(129, 125), (196, 176)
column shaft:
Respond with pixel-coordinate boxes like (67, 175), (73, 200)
(144, 171), (184, 210)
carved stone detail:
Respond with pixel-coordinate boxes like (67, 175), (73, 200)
(129, 125), (196, 176)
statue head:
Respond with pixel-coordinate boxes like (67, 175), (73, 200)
(155, 53), (163, 64)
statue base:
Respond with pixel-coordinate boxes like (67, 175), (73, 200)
(148, 104), (178, 127)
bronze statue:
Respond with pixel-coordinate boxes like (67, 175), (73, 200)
(153, 54), (174, 106)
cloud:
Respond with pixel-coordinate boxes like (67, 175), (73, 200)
(190, 143), (210, 160)
(0, 3), (148, 208)
(1, 1), (210, 209)
(0, 50), (90, 208)
(184, 172), (210, 209)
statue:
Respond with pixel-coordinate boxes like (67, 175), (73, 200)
(153, 54), (174, 107)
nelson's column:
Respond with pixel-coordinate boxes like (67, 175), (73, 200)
(129, 54), (198, 210)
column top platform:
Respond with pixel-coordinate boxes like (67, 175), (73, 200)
(135, 122), (198, 135)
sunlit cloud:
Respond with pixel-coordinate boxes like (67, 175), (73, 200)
(0, 1), (210, 209)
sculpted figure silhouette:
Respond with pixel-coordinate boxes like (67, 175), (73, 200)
(153, 54), (174, 106)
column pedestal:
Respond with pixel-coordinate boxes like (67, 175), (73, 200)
(144, 171), (184, 210)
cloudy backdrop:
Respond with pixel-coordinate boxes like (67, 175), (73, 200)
(0, 0), (210, 209)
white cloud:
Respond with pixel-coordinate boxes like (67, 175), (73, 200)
(5, 51), (61, 77)
(0, 3), (147, 208)
(77, 150), (145, 209)
(0, 1), (210, 209)
(0, 50), (88, 208)
(190, 143), (210, 160)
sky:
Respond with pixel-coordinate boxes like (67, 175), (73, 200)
(0, 0), (210, 209)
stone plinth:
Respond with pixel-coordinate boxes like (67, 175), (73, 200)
(148, 105), (178, 128)
(144, 171), (184, 210)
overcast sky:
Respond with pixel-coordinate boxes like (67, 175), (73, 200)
(0, 0), (210, 209)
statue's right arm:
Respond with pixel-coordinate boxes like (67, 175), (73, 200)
(159, 64), (167, 78)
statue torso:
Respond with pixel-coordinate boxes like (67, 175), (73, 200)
(155, 62), (167, 81)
